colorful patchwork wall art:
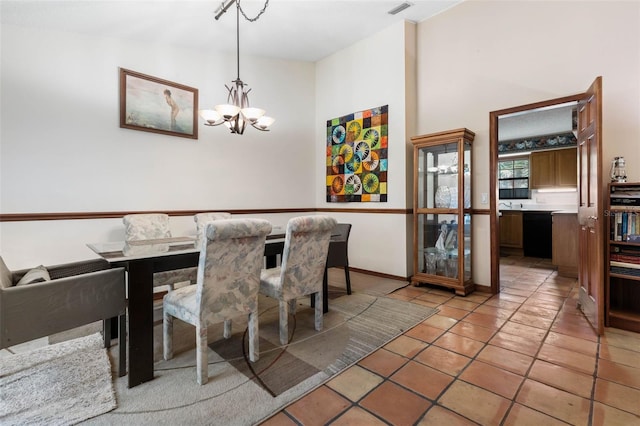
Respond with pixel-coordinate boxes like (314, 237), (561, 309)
(326, 105), (388, 202)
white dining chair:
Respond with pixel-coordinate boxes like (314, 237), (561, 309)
(259, 215), (337, 345)
(194, 212), (232, 246)
(123, 213), (197, 290)
(163, 218), (272, 385)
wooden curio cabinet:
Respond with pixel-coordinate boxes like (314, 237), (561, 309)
(410, 128), (475, 296)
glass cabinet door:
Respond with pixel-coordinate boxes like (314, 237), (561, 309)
(417, 142), (460, 210)
(463, 141), (471, 209)
(417, 213), (460, 277)
(463, 213), (472, 281)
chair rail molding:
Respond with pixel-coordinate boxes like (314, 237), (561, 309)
(0, 207), (417, 222)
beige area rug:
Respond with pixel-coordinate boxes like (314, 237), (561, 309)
(85, 292), (437, 426)
(0, 333), (117, 426)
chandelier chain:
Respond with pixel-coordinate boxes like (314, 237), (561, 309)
(236, 0), (269, 22)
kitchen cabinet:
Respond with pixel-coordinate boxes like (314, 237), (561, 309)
(606, 183), (640, 333)
(410, 128), (474, 296)
(552, 212), (578, 278)
(499, 211), (523, 248)
(530, 148), (577, 189)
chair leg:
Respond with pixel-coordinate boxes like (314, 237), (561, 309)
(278, 300), (289, 345)
(223, 319), (232, 339)
(163, 311), (174, 361)
(314, 292), (323, 331)
(288, 299), (297, 315)
(196, 323), (208, 385)
(247, 311), (259, 362)
(344, 264), (352, 295)
(118, 313), (126, 377)
(103, 318), (112, 349)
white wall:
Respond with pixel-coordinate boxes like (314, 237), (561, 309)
(1, 25), (315, 212)
(315, 21), (415, 277)
(416, 0), (640, 287)
(1, 21), (416, 277)
(0, 24), (316, 268)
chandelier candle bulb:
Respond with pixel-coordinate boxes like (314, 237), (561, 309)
(255, 116), (275, 130)
(241, 107), (266, 122)
(199, 109), (222, 126)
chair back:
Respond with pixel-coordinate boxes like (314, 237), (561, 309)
(194, 212), (232, 245)
(123, 213), (171, 241)
(279, 215), (337, 300)
(196, 218), (272, 321)
(326, 223), (351, 268)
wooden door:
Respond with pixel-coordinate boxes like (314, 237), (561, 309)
(577, 77), (604, 335)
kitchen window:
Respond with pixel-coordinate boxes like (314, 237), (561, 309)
(499, 157), (529, 199)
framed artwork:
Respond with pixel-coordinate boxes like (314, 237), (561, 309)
(119, 68), (198, 139)
(326, 105), (388, 202)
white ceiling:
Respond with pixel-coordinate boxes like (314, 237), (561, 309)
(1, 0), (462, 62)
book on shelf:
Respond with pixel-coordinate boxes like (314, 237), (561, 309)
(611, 260), (640, 270)
(610, 185), (640, 207)
(609, 184), (640, 211)
(609, 205), (640, 212)
(611, 266), (640, 277)
(612, 244), (640, 252)
(610, 254), (640, 264)
(610, 211), (640, 241)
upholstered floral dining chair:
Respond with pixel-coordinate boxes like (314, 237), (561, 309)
(194, 212), (232, 247)
(162, 218), (272, 385)
(259, 215), (337, 345)
(122, 213), (197, 290)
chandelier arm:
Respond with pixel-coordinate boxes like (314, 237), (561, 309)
(235, 3), (240, 80)
(237, 0), (269, 22)
(204, 120), (227, 127)
(214, 0), (236, 20)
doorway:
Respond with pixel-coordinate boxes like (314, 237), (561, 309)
(490, 94), (583, 293)
(489, 77), (604, 334)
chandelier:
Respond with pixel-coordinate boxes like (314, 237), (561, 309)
(199, 0), (274, 134)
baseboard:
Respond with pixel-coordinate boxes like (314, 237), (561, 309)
(347, 267), (409, 282)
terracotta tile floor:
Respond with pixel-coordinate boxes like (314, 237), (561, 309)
(260, 257), (640, 425)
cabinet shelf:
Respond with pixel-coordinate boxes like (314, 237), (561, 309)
(609, 240), (640, 247)
(609, 309), (640, 333)
(410, 128), (475, 296)
(610, 272), (640, 282)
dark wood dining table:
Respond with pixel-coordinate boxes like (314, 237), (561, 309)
(87, 234), (334, 388)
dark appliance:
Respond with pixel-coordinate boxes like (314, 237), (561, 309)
(523, 212), (552, 258)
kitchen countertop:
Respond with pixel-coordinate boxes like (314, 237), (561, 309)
(498, 208), (578, 216)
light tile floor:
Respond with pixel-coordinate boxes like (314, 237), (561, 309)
(260, 256), (640, 426)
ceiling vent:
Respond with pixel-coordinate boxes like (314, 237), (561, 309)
(387, 2), (413, 15)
